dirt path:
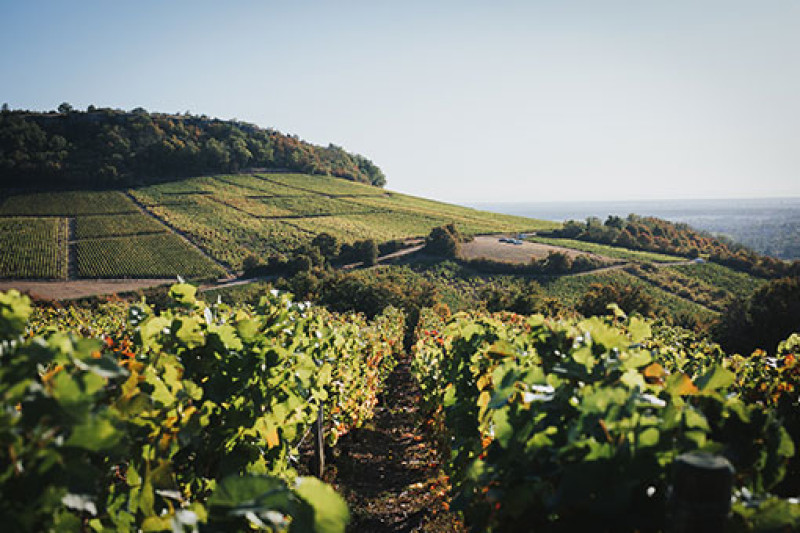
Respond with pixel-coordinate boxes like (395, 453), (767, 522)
(0, 279), (175, 300)
(329, 358), (463, 532)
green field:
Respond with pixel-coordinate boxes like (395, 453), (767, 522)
(528, 236), (685, 263)
(0, 218), (67, 279)
(76, 234), (223, 278)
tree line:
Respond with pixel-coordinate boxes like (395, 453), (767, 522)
(552, 214), (800, 278)
(0, 103), (386, 188)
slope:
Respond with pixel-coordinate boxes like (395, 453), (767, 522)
(0, 172), (557, 280)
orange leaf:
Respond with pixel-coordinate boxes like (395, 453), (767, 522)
(644, 363), (665, 379)
(672, 373), (699, 395)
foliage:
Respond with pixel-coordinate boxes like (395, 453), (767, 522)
(577, 281), (656, 317)
(424, 224), (462, 258)
(0, 106), (386, 187)
(412, 308), (800, 532)
(0, 285), (404, 531)
(550, 214), (799, 279)
(715, 276), (800, 354)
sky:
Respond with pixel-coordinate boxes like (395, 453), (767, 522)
(2, 1), (799, 203)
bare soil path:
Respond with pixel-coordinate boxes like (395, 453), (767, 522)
(328, 357), (463, 532)
(0, 279), (175, 300)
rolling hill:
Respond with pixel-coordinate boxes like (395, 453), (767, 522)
(0, 172), (556, 280)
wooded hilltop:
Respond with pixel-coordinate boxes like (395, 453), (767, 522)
(0, 103), (385, 188)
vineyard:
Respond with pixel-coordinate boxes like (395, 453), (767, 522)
(2, 283), (799, 531)
(75, 234), (224, 278)
(0, 217), (67, 279)
(75, 213), (167, 239)
(0, 285), (404, 531)
(0, 190), (139, 216)
(412, 307), (800, 531)
(129, 173), (554, 270)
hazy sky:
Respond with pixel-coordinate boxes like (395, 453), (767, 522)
(2, 1), (799, 203)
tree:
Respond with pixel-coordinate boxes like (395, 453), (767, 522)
(578, 282), (655, 318)
(354, 239), (378, 267)
(311, 233), (340, 259)
(57, 102), (73, 114)
(715, 276), (800, 354)
(424, 224), (461, 258)
(542, 251), (572, 274)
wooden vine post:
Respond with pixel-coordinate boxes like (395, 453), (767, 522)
(312, 403), (325, 478)
(670, 452), (734, 532)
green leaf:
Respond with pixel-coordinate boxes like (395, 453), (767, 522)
(0, 289), (32, 339)
(66, 415), (122, 451)
(292, 477), (350, 533)
(638, 427), (659, 448)
(173, 316), (205, 349)
(777, 426), (795, 459)
(209, 475), (289, 509)
(138, 316), (170, 352)
(209, 323), (243, 351)
(492, 406), (514, 448)
(627, 317), (651, 344)
(695, 365), (735, 393)
(620, 349), (652, 370)
(169, 283), (197, 305)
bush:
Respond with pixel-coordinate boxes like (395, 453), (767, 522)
(424, 224), (461, 258)
(578, 282), (655, 318)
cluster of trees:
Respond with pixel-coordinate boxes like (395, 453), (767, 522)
(0, 104), (385, 188)
(553, 215), (800, 278)
(715, 276), (800, 354)
(577, 281), (655, 318)
(242, 233), (419, 279)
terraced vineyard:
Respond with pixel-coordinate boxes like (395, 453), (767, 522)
(0, 190), (138, 216)
(0, 217), (67, 279)
(75, 213), (167, 239)
(0, 173), (555, 279)
(130, 173), (556, 270)
(0, 189), (222, 279)
(76, 234), (224, 278)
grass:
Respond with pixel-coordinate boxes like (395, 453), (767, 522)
(76, 234), (223, 279)
(528, 236), (685, 263)
(0, 218), (67, 279)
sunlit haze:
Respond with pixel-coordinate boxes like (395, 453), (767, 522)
(2, 1), (799, 203)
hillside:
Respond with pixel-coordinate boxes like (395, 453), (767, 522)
(0, 172), (555, 280)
